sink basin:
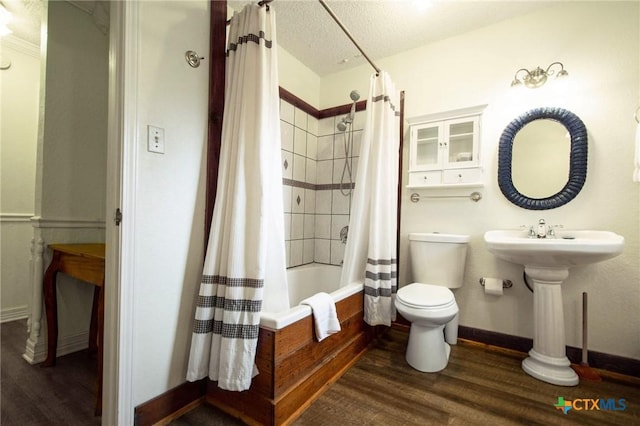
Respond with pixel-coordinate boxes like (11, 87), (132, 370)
(483, 228), (624, 387)
(484, 229), (624, 268)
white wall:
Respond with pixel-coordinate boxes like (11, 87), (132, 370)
(29, 1), (109, 350)
(320, 2), (640, 360)
(278, 46), (321, 107)
(128, 2), (318, 406)
(131, 0), (209, 406)
(0, 36), (39, 322)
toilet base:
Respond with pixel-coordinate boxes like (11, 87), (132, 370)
(405, 323), (451, 372)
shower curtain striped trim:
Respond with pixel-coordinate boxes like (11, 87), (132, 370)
(371, 94), (401, 115)
(192, 275), (263, 337)
(227, 30), (272, 55)
(364, 258), (398, 297)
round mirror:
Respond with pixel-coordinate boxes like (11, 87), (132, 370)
(498, 107), (587, 210)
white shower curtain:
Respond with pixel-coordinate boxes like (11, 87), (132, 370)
(186, 4), (288, 391)
(341, 71), (400, 326)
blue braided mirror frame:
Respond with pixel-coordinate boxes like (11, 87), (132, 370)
(498, 107), (588, 210)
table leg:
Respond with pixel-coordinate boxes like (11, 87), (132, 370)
(89, 287), (100, 353)
(42, 252), (61, 367)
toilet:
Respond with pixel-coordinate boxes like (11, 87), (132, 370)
(395, 232), (469, 373)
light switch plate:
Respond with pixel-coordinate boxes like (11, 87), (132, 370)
(147, 125), (165, 154)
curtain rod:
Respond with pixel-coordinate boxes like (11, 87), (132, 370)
(226, 0), (273, 25)
(317, 0), (381, 75)
(225, 0), (381, 75)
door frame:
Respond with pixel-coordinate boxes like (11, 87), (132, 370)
(104, 0), (138, 423)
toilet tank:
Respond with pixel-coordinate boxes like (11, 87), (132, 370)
(409, 233), (470, 289)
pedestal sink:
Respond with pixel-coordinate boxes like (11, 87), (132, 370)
(484, 229), (624, 386)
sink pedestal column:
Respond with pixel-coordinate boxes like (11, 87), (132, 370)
(522, 266), (578, 386)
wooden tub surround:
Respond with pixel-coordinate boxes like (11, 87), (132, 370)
(205, 289), (374, 426)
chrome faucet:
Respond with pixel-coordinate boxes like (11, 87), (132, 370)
(526, 219), (562, 238)
(536, 219), (547, 238)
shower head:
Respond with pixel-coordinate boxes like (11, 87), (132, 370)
(337, 118), (348, 132)
(350, 90), (360, 102)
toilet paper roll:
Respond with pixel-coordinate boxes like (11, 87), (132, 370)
(483, 278), (503, 296)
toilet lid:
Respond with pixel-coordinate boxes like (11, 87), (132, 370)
(396, 283), (455, 308)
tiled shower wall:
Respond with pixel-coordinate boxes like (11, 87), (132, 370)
(280, 98), (364, 268)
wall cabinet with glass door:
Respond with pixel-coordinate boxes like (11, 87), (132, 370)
(407, 105), (485, 188)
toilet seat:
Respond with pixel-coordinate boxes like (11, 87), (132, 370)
(396, 283), (455, 309)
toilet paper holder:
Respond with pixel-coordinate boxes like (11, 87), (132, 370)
(479, 278), (513, 288)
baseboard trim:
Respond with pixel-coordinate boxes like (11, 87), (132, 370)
(134, 379), (206, 426)
(457, 325), (640, 379)
(0, 306), (29, 323)
(21, 330), (91, 365)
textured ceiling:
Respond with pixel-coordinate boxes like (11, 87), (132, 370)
(2, 0), (42, 46)
(229, 0), (552, 76)
(2, 0), (109, 46)
(4, 0), (552, 75)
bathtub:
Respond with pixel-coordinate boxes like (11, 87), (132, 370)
(206, 263), (371, 425)
(260, 263), (364, 330)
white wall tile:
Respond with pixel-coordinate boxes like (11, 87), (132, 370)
(316, 160), (333, 185)
(292, 187), (305, 214)
(307, 134), (317, 160)
(315, 214), (331, 239)
(305, 158), (316, 184)
(351, 130), (363, 157)
(307, 115), (318, 136)
(280, 121), (294, 152)
(294, 127), (307, 156)
(330, 240), (346, 266)
(333, 135), (348, 159)
(303, 239), (315, 264)
(294, 107), (307, 130)
(332, 190), (350, 214)
(317, 135), (334, 160)
(314, 239), (330, 264)
(304, 214), (315, 238)
(315, 190), (331, 214)
(281, 150), (293, 180)
(333, 158), (345, 184)
(331, 215), (350, 240)
(280, 100), (294, 124)
(304, 188), (316, 213)
(290, 240), (303, 267)
(318, 117), (335, 136)
(285, 241), (291, 268)
(282, 185), (292, 213)
(283, 213), (291, 240)
(293, 154), (306, 182)
(291, 213), (304, 240)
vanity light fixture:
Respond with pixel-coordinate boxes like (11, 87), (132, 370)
(510, 62), (568, 89)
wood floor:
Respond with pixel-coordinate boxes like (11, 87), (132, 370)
(3, 319), (638, 425)
(172, 327), (640, 426)
(0, 319), (101, 426)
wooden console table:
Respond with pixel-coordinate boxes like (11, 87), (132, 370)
(42, 243), (105, 416)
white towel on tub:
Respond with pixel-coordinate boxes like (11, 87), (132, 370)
(300, 292), (341, 341)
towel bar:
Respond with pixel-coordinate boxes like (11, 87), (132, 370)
(410, 192), (482, 203)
